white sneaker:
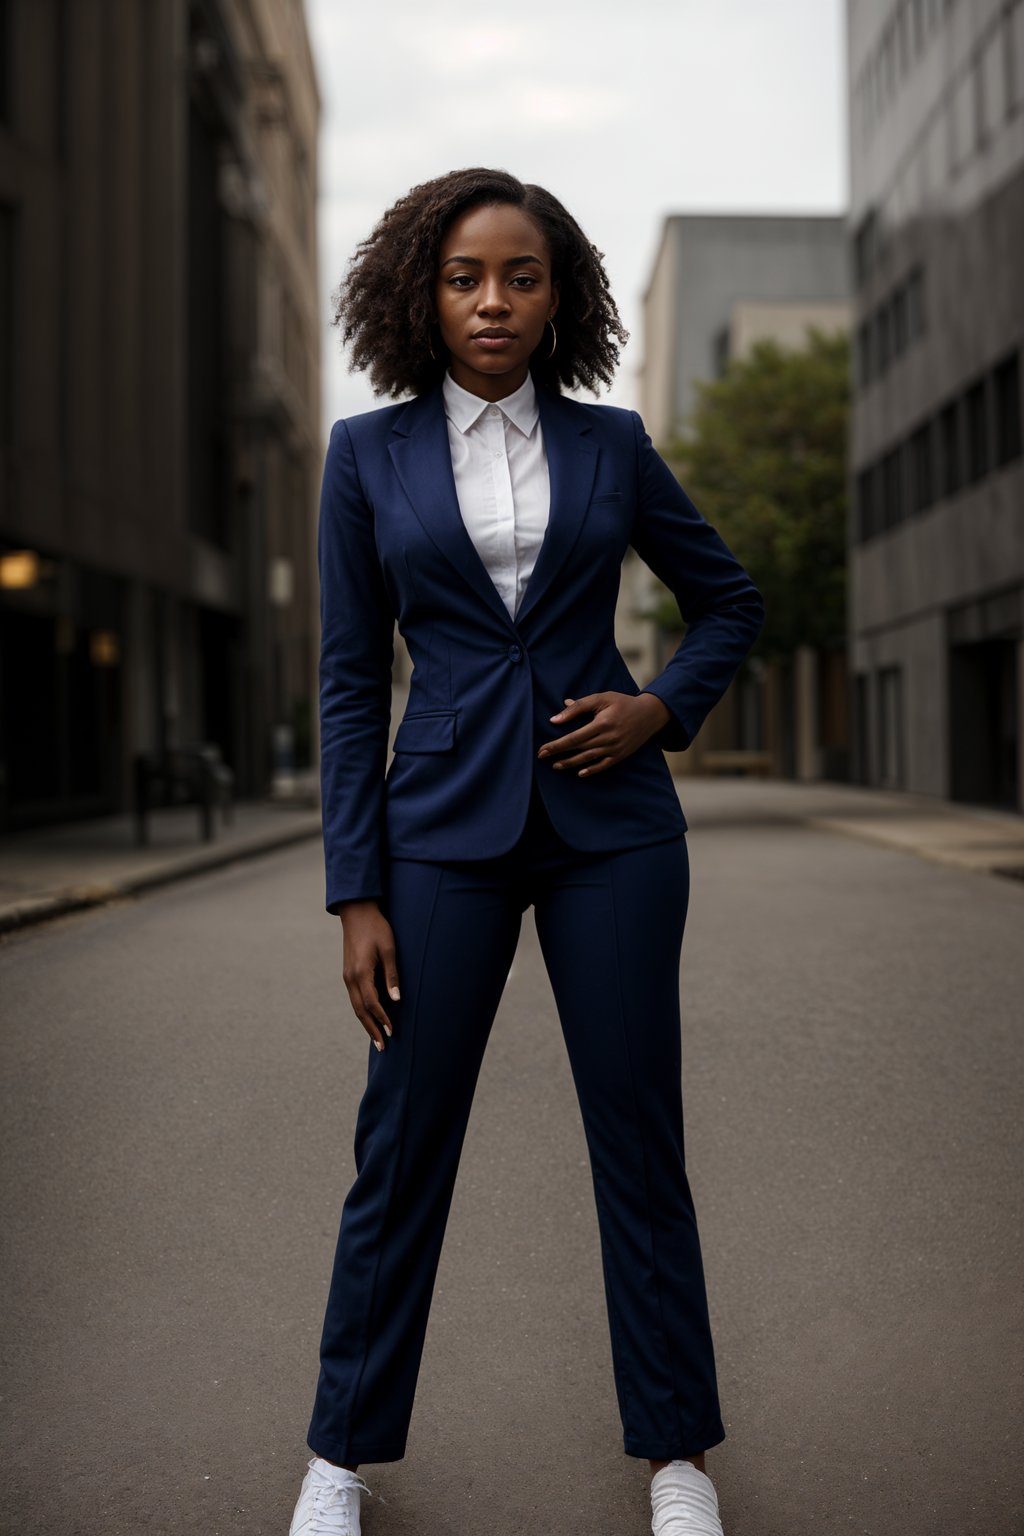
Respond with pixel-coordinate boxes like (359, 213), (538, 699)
(650, 1458), (724, 1535)
(289, 1456), (371, 1535)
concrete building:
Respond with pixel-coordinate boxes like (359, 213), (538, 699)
(640, 214), (849, 449)
(848, 0), (1024, 810)
(0, 0), (321, 832)
(636, 213), (850, 779)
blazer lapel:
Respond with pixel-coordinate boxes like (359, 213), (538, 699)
(514, 386), (597, 628)
(388, 389), (514, 630)
(387, 382), (598, 632)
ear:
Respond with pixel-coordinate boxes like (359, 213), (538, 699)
(549, 279), (560, 321)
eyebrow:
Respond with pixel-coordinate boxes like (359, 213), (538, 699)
(441, 254), (545, 268)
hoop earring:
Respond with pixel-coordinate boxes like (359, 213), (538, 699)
(545, 318), (557, 360)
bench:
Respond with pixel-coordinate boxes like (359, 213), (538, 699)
(699, 750), (774, 778)
(133, 744), (235, 845)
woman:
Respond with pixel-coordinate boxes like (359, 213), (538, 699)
(289, 167), (764, 1536)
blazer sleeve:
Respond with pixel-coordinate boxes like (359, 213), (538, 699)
(318, 419), (395, 913)
(628, 410), (765, 752)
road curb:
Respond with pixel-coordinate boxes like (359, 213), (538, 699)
(803, 814), (1024, 882)
(0, 816), (323, 937)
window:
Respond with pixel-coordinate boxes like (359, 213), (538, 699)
(877, 302), (892, 374)
(857, 320), (874, 389)
(882, 445), (905, 530)
(892, 283), (909, 355)
(854, 209), (878, 288)
(909, 421), (935, 513)
(965, 376), (989, 483)
(993, 351), (1022, 467)
(856, 466), (875, 542)
(868, 462), (883, 539)
(939, 398), (962, 497)
(907, 265), (926, 339)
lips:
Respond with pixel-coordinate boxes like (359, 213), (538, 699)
(471, 327), (517, 351)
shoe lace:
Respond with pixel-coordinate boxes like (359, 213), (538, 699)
(302, 1471), (372, 1535)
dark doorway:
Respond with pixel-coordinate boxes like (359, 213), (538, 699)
(197, 605), (238, 771)
(0, 603), (123, 830)
(948, 638), (1019, 808)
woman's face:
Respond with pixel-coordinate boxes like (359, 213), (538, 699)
(434, 202), (560, 401)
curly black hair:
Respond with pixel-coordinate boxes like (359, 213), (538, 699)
(332, 167), (629, 399)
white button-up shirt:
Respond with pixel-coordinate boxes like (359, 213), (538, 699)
(442, 369), (550, 621)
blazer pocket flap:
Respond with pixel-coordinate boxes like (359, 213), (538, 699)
(393, 709), (457, 753)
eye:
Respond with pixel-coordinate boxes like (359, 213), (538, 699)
(510, 274), (539, 288)
(447, 274), (476, 288)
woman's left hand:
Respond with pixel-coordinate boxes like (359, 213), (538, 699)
(537, 691), (672, 777)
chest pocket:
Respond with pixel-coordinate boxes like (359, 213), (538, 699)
(392, 708), (457, 753)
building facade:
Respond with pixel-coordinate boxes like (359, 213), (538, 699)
(0, 0), (321, 831)
(640, 213), (849, 449)
(637, 213), (850, 778)
(848, 0), (1024, 809)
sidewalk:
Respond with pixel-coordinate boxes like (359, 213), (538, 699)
(0, 778), (323, 935)
(2, 771), (1022, 936)
(676, 773), (1024, 880)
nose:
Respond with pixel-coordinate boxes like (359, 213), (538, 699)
(477, 278), (510, 317)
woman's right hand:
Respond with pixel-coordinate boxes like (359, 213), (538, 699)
(337, 900), (400, 1052)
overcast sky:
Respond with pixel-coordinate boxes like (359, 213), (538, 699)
(305, 0), (848, 431)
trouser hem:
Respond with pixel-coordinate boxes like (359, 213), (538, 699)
(307, 1429), (408, 1466)
(623, 1418), (726, 1460)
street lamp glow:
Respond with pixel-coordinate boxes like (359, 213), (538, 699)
(0, 550), (40, 589)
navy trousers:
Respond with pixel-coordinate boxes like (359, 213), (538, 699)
(307, 778), (725, 1464)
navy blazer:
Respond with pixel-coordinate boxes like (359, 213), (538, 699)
(317, 382), (765, 913)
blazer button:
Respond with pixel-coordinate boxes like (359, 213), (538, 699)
(507, 644), (522, 663)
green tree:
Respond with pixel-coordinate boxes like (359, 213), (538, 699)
(659, 327), (850, 659)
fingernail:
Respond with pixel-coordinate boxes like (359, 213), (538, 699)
(550, 713), (562, 722)
(389, 985), (400, 1000)
(383, 1022), (392, 1036)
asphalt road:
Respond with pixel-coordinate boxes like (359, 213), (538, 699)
(1, 806), (1022, 1535)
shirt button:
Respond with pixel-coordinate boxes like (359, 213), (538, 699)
(488, 406), (500, 418)
(507, 644), (522, 663)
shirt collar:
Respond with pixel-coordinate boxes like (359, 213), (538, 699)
(442, 369), (540, 439)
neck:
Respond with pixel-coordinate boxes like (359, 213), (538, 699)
(446, 364), (531, 403)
